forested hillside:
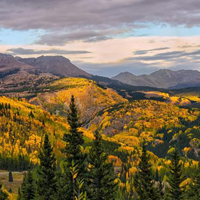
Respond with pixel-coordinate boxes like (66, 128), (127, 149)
(30, 77), (126, 122)
(1, 78), (200, 199)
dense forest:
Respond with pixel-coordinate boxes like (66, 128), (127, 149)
(0, 77), (200, 199)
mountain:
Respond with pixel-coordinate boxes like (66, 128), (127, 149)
(0, 53), (35, 77)
(112, 69), (200, 89)
(0, 54), (92, 92)
(18, 55), (91, 77)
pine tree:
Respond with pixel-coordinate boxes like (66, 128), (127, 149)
(8, 171), (13, 182)
(37, 134), (57, 200)
(134, 143), (159, 200)
(19, 169), (35, 200)
(64, 95), (84, 166)
(59, 95), (86, 200)
(88, 131), (117, 200)
(0, 182), (8, 200)
(167, 148), (185, 200)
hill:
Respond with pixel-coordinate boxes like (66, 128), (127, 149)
(29, 77), (127, 123)
(0, 96), (71, 170)
(112, 69), (200, 89)
(88, 100), (200, 159)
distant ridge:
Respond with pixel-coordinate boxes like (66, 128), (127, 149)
(112, 69), (200, 89)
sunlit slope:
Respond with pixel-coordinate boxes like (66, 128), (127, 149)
(30, 77), (127, 122)
(172, 87), (200, 103)
(88, 100), (200, 159)
(0, 96), (70, 168)
(0, 96), (123, 170)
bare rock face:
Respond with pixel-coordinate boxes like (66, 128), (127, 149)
(112, 69), (200, 89)
(18, 56), (91, 77)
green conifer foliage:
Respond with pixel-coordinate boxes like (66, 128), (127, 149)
(88, 131), (117, 200)
(37, 134), (57, 200)
(19, 171), (35, 200)
(167, 148), (185, 200)
(60, 95), (86, 200)
(8, 171), (13, 182)
(134, 143), (159, 200)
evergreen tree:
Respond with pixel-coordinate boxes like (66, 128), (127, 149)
(9, 171), (13, 182)
(167, 148), (185, 200)
(134, 143), (159, 200)
(19, 169), (35, 200)
(0, 182), (8, 200)
(37, 134), (57, 200)
(88, 131), (117, 200)
(64, 95), (84, 166)
(60, 95), (86, 200)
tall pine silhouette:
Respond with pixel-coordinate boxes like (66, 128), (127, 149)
(59, 95), (86, 200)
(37, 134), (57, 200)
(167, 148), (185, 200)
(88, 131), (116, 200)
(134, 143), (159, 200)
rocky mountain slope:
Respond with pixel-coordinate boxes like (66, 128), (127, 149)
(112, 69), (200, 89)
(18, 56), (90, 77)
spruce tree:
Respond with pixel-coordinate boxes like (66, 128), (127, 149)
(37, 134), (57, 200)
(8, 171), (13, 182)
(64, 95), (84, 166)
(167, 148), (185, 200)
(134, 143), (159, 200)
(0, 182), (8, 200)
(60, 95), (86, 200)
(88, 131), (116, 200)
(19, 170), (35, 200)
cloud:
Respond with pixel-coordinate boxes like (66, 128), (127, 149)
(36, 31), (112, 45)
(129, 49), (200, 62)
(7, 48), (91, 55)
(134, 47), (170, 55)
(0, 0), (200, 31)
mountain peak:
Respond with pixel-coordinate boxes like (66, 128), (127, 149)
(18, 55), (90, 77)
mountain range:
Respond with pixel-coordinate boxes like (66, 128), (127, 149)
(112, 69), (200, 89)
(1, 53), (200, 90)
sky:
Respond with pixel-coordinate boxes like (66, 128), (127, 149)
(1, 0), (200, 77)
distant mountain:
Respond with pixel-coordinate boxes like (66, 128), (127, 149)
(0, 54), (58, 92)
(18, 56), (90, 77)
(0, 54), (93, 92)
(112, 69), (200, 89)
(0, 53), (35, 78)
